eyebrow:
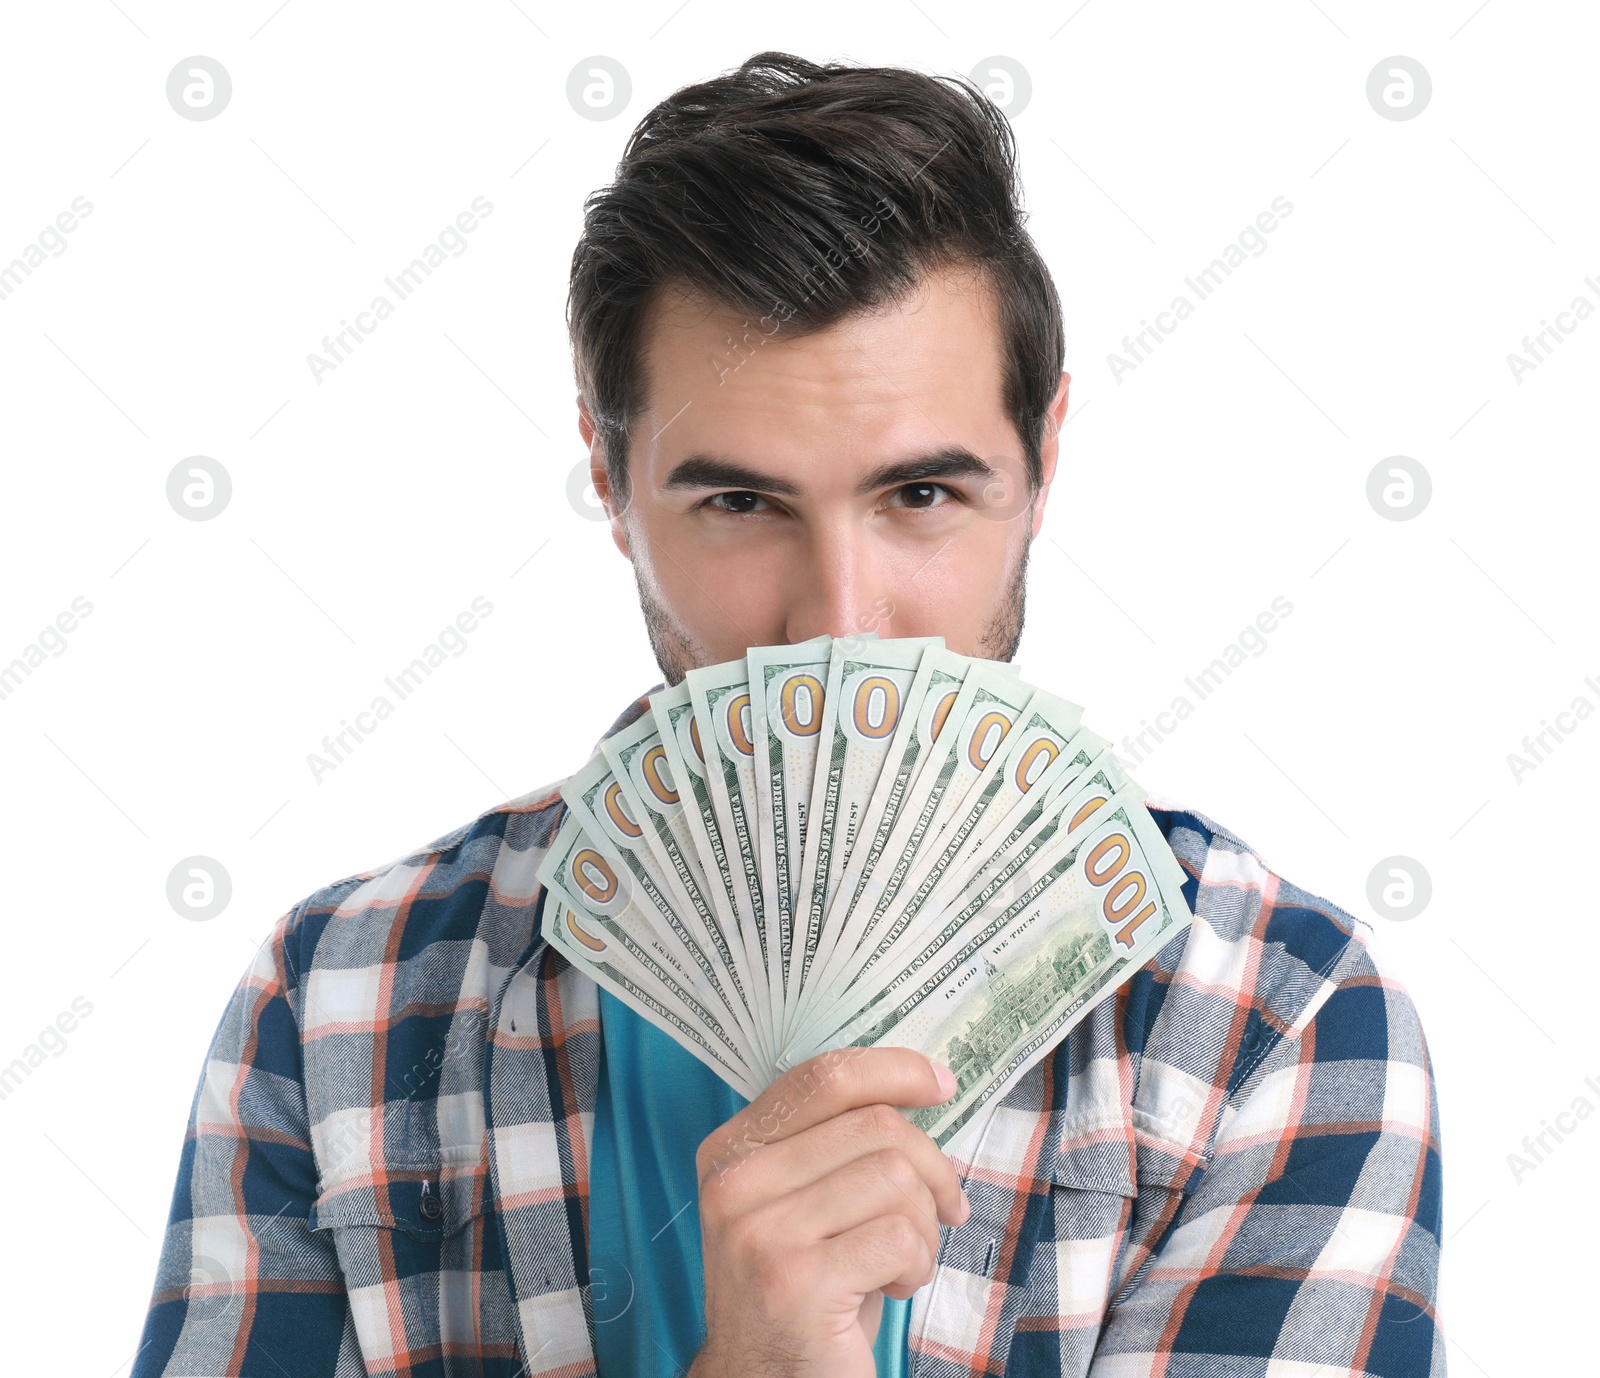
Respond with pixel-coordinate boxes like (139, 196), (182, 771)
(661, 447), (997, 498)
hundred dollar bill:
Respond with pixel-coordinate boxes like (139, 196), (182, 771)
(544, 892), (763, 1100)
(784, 661), (1034, 1052)
(814, 772), (1164, 1038)
(922, 693), (1090, 868)
(600, 711), (764, 1047)
(746, 635), (834, 1017)
(796, 688), (1085, 1040)
(782, 636), (941, 1044)
(686, 658), (778, 1049)
(834, 792), (1191, 1149)
(602, 709), (715, 897)
(853, 706), (1109, 972)
(791, 650), (1022, 1037)
(652, 682), (775, 1068)
(780, 746), (1126, 1071)
(537, 813), (760, 1095)
(794, 751), (1132, 1058)
(938, 728), (1120, 885)
(563, 747), (765, 1059)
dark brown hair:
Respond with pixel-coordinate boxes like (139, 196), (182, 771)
(567, 50), (1065, 504)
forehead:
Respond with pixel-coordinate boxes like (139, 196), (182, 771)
(633, 263), (1015, 479)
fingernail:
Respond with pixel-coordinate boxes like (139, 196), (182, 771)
(957, 1187), (972, 1223)
(931, 1061), (957, 1098)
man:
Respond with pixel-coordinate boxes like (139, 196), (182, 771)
(132, 52), (1444, 1378)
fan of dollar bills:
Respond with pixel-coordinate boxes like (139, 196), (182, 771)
(536, 634), (1194, 1150)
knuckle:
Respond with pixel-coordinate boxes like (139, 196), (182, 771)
(869, 1146), (920, 1192)
(865, 1102), (903, 1142)
(697, 1124), (739, 1175)
(696, 1152), (729, 1198)
(885, 1212), (926, 1260)
(697, 1181), (729, 1229)
(886, 1109), (922, 1149)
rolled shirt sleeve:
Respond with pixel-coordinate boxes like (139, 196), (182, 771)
(1091, 941), (1445, 1376)
(131, 905), (359, 1378)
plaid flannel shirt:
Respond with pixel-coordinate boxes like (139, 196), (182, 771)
(132, 694), (1444, 1377)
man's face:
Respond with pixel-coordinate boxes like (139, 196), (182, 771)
(579, 262), (1069, 683)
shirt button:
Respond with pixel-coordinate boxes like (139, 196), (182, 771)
(419, 1192), (443, 1222)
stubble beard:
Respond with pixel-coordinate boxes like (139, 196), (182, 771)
(976, 534), (1030, 664)
(636, 567), (705, 687)
(634, 536), (1032, 686)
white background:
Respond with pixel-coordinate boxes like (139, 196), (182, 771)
(1, 2), (1593, 1372)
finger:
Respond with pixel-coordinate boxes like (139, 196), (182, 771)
(880, 1275), (921, 1303)
(760, 1148), (943, 1264)
(697, 1046), (954, 1175)
(816, 1213), (937, 1301)
(856, 1286), (886, 1343)
(704, 1102), (969, 1228)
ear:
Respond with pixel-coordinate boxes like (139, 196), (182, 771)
(1030, 371), (1069, 540)
(577, 392), (631, 559)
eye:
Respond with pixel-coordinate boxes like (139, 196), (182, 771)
(706, 491), (771, 515)
(889, 482), (954, 510)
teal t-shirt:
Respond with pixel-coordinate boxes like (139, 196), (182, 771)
(589, 986), (912, 1377)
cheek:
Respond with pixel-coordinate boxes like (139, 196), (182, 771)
(629, 511), (791, 644)
(889, 521), (1022, 624)
(912, 519), (1018, 591)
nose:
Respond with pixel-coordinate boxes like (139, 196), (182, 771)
(783, 521), (890, 645)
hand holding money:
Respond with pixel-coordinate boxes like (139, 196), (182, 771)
(538, 634), (1194, 1154)
(688, 1047), (970, 1378)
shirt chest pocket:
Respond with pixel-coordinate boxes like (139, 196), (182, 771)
(918, 1150), (1138, 1378)
(984, 1143), (1140, 1377)
(309, 1171), (518, 1372)
(1027, 1153), (1139, 1304)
